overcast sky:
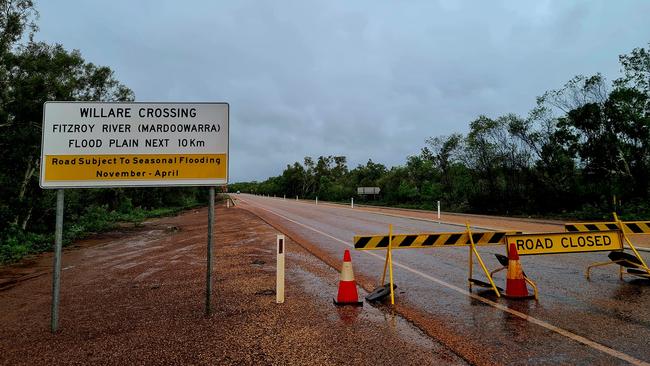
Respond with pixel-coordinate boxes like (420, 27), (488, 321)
(35, 1), (650, 182)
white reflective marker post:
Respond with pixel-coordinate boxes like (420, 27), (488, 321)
(437, 200), (441, 221)
(351, 197), (354, 208)
(276, 235), (285, 303)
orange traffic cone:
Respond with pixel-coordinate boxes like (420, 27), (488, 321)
(505, 243), (532, 299)
(334, 250), (363, 306)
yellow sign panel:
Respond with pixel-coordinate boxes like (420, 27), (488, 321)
(44, 154), (226, 181)
(507, 231), (623, 256)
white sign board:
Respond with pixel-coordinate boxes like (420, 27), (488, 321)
(40, 102), (229, 188)
(357, 187), (380, 195)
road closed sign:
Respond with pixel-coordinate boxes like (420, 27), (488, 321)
(40, 102), (228, 188)
(507, 231), (623, 256)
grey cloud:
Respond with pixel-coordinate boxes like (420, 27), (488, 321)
(35, 0), (650, 181)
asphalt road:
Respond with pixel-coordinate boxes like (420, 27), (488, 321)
(236, 194), (650, 366)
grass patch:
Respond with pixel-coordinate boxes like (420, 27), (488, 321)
(0, 202), (203, 265)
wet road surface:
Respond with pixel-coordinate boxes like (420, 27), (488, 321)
(237, 194), (650, 366)
(0, 207), (467, 365)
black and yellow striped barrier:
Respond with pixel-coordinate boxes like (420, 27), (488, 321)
(354, 231), (519, 250)
(356, 213), (650, 303)
(565, 221), (650, 234)
(355, 226), (518, 299)
(564, 214), (650, 280)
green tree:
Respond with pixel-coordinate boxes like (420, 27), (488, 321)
(615, 42), (650, 98)
(0, 42), (134, 232)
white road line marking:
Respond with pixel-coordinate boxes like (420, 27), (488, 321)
(241, 197), (650, 366)
(255, 194), (493, 230)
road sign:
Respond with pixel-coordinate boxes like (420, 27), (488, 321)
(507, 231), (623, 256)
(40, 102), (229, 188)
(565, 221), (650, 234)
(357, 187), (380, 195)
(354, 231), (517, 250)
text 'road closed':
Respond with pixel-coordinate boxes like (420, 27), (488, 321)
(507, 231), (623, 256)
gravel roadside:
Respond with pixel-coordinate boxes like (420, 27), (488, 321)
(0, 206), (466, 365)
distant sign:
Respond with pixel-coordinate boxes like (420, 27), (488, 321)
(357, 187), (380, 195)
(508, 231), (622, 256)
(40, 102), (229, 188)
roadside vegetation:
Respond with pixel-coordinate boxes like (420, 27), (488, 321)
(232, 42), (650, 222)
(0, 1), (206, 263)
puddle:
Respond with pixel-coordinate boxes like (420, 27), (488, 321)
(335, 306), (362, 324)
(288, 259), (467, 354)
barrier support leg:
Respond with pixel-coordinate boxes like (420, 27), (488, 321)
(388, 224), (395, 305)
(381, 244), (389, 285)
(614, 212), (650, 276)
(490, 266), (506, 278)
(524, 277), (539, 301)
(586, 260), (625, 280)
(466, 223), (500, 297)
(620, 264), (624, 280)
(468, 227), (473, 291)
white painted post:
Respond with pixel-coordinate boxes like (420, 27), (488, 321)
(296, 195), (298, 201)
(226, 199), (230, 208)
(351, 197), (354, 208)
(283, 194), (286, 200)
(437, 200), (441, 221)
(276, 235), (285, 303)
(316, 197), (318, 205)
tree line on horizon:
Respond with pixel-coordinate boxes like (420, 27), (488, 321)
(232, 42), (650, 220)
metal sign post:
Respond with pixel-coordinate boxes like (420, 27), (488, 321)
(206, 187), (215, 315)
(50, 189), (64, 333)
